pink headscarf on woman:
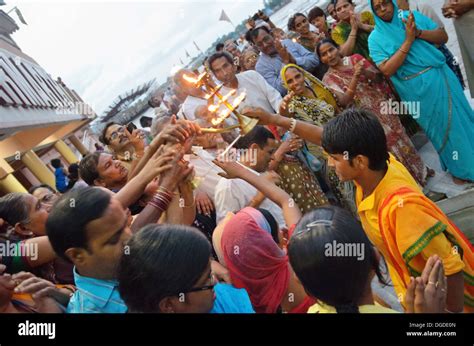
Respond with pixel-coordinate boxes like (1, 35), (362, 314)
(221, 207), (290, 313)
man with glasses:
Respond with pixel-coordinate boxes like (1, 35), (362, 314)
(249, 26), (321, 96)
(99, 122), (146, 170)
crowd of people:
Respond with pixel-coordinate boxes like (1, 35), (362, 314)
(0, 0), (473, 315)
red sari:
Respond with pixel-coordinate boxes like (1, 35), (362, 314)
(323, 54), (427, 186)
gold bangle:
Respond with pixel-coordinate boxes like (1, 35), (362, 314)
(399, 47), (409, 54)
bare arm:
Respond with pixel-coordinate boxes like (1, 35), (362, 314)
(213, 160), (302, 226)
(418, 28), (448, 45)
(446, 272), (464, 312)
(24, 236), (56, 268)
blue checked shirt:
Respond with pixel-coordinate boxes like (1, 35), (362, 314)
(256, 38), (320, 96)
(67, 268), (127, 313)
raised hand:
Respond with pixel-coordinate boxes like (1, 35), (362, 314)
(212, 159), (247, 179)
(156, 115), (201, 144)
(402, 11), (417, 43)
(279, 91), (295, 117)
(353, 60), (364, 80)
(274, 39), (292, 64)
(405, 255), (447, 313)
(241, 106), (276, 126)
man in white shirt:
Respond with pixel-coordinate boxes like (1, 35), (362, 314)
(173, 69), (208, 120)
(207, 51), (282, 114)
(214, 125), (286, 228)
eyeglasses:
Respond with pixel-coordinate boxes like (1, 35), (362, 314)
(108, 126), (125, 142)
(182, 272), (216, 294)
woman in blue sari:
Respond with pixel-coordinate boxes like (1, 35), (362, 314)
(368, 0), (474, 183)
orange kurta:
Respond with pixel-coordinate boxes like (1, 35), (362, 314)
(356, 155), (474, 312)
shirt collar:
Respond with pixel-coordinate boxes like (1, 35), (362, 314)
(357, 155), (397, 213)
(73, 267), (120, 307)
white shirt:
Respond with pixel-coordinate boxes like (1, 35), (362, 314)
(185, 148), (222, 202)
(219, 70), (282, 115)
(214, 168), (286, 228)
(177, 95), (207, 120)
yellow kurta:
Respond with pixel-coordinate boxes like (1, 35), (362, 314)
(355, 155), (473, 311)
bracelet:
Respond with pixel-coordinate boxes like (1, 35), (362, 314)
(416, 29), (422, 38)
(289, 118), (297, 133)
(157, 186), (174, 197)
(349, 34), (357, 38)
(399, 47), (409, 54)
(148, 191), (173, 212)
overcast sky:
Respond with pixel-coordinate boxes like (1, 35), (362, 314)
(8, 0), (265, 115)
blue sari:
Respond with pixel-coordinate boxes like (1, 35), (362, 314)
(367, 0), (474, 181)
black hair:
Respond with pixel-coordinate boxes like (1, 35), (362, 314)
(248, 26), (271, 44)
(245, 30), (253, 44)
(215, 43), (225, 52)
(288, 206), (388, 313)
(315, 38), (340, 59)
(148, 99), (160, 108)
(99, 122), (118, 145)
(28, 184), (55, 195)
(308, 6), (327, 23)
(322, 108), (389, 171)
(139, 116), (153, 128)
(257, 208), (279, 244)
(334, 0), (354, 9)
(68, 163), (80, 180)
(0, 193), (30, 229)
(46, 187), (111, 261)
(234, 125), (275, 150)
(50, 158), (62, 169)
(118, 224), (212, 313)
(287, 12), (306, 31)
(79, 152), (101, 186)
(207, 51), (235, 73)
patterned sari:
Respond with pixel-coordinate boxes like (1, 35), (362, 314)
(323, 54), (428, 186)
(281, 64), (357, 215)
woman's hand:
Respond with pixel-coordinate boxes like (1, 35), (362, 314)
(195, 191), (214, 216)
(12, 271), (72, 311)
(242, 106), (278, 126)
(211, 260), (232, 284)
(349, 12), (359, 33)
(405, 255), (447, 313)
(212, 159), (247, 180)
(402, 11), (417, 44)
(353, 60), (364, 80)
(155, 115), (201, 144)
(279, 91), (295, 117)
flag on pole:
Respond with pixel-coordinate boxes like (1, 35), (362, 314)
(218, 9), (234, 26)
(185, 49), (191, 58)
(14, 7), (27, 25)
(193, 40), (201, 52)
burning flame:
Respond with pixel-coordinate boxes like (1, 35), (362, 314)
(210, 91), (246, 126)
(182, 71), (207, 84)
(212, 109), (231, 126)
(208, 104), (219, 113)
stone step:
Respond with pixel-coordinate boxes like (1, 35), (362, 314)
(437, 189), (474, 244)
